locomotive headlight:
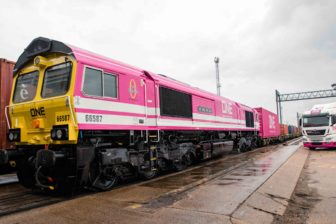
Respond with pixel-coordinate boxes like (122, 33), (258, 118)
(33, 56), (48, 68)
(8, 129), (20, 142)
(34, 57), (40, 65)
(56, 129), (63, 139)
(326, 137), (332, 142)
(51, 125), (68, 140)
(8, 133), (14, 141)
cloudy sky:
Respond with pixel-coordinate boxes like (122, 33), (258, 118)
(1, 0), (335, 125)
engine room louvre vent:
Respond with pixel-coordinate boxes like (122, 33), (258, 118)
(159, 86), (192, 118)
(25, 37), (51, 57)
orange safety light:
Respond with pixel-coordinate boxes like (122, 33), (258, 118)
(32, 119), (41, 128)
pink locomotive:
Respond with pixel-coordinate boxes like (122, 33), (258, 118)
(0, 37), (292, 192)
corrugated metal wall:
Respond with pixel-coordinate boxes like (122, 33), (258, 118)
(0, 59), (15, 150)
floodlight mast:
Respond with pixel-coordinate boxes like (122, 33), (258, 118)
(214, 57), (221, 96)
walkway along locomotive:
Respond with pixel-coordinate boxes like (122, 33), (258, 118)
(0, 37), (288, 192)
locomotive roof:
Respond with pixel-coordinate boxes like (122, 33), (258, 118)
(14, 37), (74, 74)
(14, 37), (255, 112)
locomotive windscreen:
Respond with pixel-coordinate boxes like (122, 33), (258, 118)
(159, 86), (192, 118)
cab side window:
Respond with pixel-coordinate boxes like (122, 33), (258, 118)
(83, 67), (117, 98)
(83, 67), (103, 96)
(104, 73), (117, 98)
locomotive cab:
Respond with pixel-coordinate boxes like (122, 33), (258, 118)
(9, 56), (78, 145)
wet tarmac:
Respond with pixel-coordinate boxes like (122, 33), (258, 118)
(0, 143), (302, 224)
(161, 145), (299, 216)
(300, 149), (336, 224)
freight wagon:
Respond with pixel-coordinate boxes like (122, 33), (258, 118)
(0, 59), (15, 173)
(254, 107), (299, 144)
(280, 124), (301, 140)
(254, 107), (280, 145)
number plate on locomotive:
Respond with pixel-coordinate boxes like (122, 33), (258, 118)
(85, 114), (103, 123)
(55, 113), (71, 123)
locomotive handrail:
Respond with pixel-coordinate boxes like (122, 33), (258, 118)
(143, 79), (148, 119)
(4, 95), (77, 129)
(66, 95), (78, 128)
(4, 105), (10, 129)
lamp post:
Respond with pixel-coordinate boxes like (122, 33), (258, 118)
(214, 57), (221, 96)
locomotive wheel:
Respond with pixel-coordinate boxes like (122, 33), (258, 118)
(174, 155), (189, 171)
(236, 144), (245, 153)
(91, 165), (119, 191)
(16, 158), (36, 189)
(185, 152), (194, 166)
(141, 169), (158, 180)
(238, 138), (248, 153)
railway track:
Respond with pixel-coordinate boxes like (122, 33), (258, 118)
(0, 189), (65, 216)
(0, 138), (301, 217)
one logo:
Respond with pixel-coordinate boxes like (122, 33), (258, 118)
(129, 79), (137, 99)
(30, 107), (46, 117)
(222, 102), (233, 114)
(269, 115), (275, 129)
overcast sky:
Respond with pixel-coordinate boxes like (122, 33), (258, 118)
(1, 0), (335, 125)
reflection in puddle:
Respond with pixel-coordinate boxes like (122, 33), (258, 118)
(142, 145), (301, 193)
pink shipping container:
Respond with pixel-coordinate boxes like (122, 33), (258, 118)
(255, 107), (280, 139)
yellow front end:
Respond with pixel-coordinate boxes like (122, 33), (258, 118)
(8, 54), (78, 145)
